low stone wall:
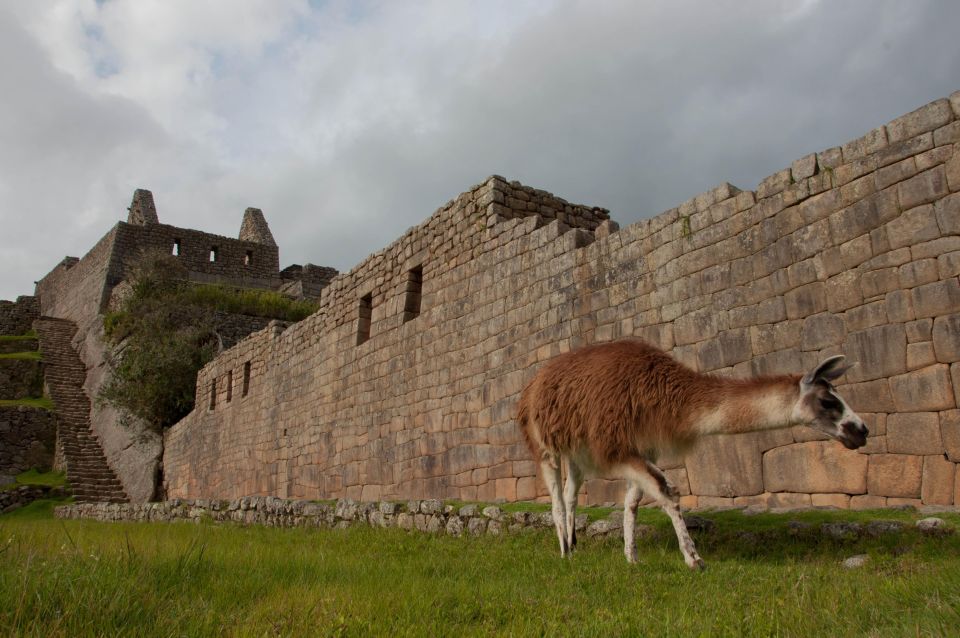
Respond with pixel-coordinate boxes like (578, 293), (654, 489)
(0, 406), (57, 483)
(0, 359), (44, 400)
(0, 485), (66, 514)
(56, 498), (593, 538)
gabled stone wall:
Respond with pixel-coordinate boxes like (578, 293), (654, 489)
(164, 91), (960, 510)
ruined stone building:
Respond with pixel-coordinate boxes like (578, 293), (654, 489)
(6, 91), (960, 510)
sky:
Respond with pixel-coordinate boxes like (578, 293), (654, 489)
(1, 0), (959, 301)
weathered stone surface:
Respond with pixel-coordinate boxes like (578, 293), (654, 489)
(685, 433), (765, 497)
(842, 554), (870, 569)
(932, 314), (960, 362)
(762, 442), (868, 495)
(942, 410), (960, 462)
(906, 342), (936, 370)
(885, 99), (953, 143)
(801, 313), (846, 351)
(810, 493), (851, 509)
(921, 455), (955, 505)
(841, 378), (896, 413)
(850, 494), (887, 510)
(867, 454), (923, 497)
(886, 412), (942, 455)
(916, 517), (951, 534)
(697, 328), (751, 371)
(785, 282), (827, 319)
(934, 193), (960, 235)
(899, 166), (948, 210)
(889, 364), (956, 411)
(911, 278), (960, 319)
(843, 324), (907, 382)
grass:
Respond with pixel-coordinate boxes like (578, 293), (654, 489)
(181, 283), (318, 321)
(0, 397), (54, 410)
(1, 505), (958, 636)
(0, 351), (42, 360)
(0, 331), (37, 342)
(12, 469), (67, 489)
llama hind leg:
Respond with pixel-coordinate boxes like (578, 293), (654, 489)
(623, 482), (642, 563)
(621, 459), (704, 570)
(540, 457), (569, 557)
(562, 457), (583, 551)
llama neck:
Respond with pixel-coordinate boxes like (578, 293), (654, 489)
(690, 376), (802, 436)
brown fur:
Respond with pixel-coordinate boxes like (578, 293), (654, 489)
(517, 339), (799, 468)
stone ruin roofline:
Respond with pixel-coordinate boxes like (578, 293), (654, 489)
(321, 174), (610, 292)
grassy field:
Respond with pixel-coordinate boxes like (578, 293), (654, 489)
(1, 500), (959, 637)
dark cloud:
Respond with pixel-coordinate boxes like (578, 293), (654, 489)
(2, 1), (959, 299)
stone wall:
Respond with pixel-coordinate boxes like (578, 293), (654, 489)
(0, 296), (39, 335)
(0, 406), (57, 485)
(54, 498), (581, 538)
(164, 91), (960, 510)
(32, 196), (299, 503)
(0, 359), (43, 400)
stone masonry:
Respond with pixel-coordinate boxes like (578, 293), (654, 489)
(161, 91), (960, 510)
(29, 194), (339, 502)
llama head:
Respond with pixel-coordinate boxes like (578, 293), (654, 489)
(794, 356), (868, 449)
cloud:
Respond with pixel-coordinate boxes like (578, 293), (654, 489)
(1, 0), (959, 300)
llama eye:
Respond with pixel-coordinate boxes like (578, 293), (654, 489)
(819, 398), (841, 411)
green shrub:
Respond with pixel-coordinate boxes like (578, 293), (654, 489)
(99, 252), (315, 430)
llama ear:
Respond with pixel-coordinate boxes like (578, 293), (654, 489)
(802, 356), (851, 385)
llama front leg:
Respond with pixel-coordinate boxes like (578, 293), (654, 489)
(540, 457), (569, 556)
(623, 482), (642, 563)
(562, 457), (583, 552)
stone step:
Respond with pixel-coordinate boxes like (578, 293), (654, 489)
(36, 317), (129, 505)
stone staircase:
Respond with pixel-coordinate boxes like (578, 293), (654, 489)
(35, 317), (128, 503)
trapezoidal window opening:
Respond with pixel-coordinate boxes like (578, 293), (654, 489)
(172, 239), (181, 256)
(403, 265), (423, 323)
(209, 378), (217, 410)
(209, 246), (218, 262)
(356, 292), (372, 345)
(244, 250), (253, 266)
(225, 370), (233, 403)
(242, 361), (251, 397)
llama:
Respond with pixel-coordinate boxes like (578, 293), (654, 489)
(517, 339), (867, 570)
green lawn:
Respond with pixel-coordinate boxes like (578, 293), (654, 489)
(0, 396), (54, 410)
(0, 469), (67, 492)
(1, 501), (958, 637)
(0, 350), (42, 360)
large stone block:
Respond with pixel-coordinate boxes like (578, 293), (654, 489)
(921, 455), (955, 505)
(801, 312), (846, 351)
(934, 193), (960, 235)
(889, 364), (956, 412)
(685, 433), (765, 497)
(834, 379), (896, 413)
(842, 324), (907, 382)
(762, 441), (868, 494)
(785, 282), (827, 319)
(698, 328), (752, 372)
(933, 314), (960, 362)
(941, 410), (960, 462)
(673, 308), (720, 346)
(898, 166), (949, 210)
(867, 454), (923, 497)
(885, 98), (953, 143)
(886, 412), (942, 455)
